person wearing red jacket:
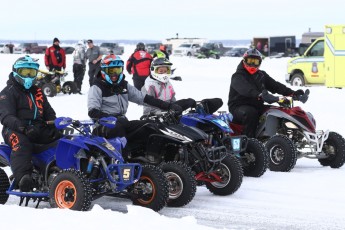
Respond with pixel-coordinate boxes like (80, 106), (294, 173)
(126, 42), (153, 90)
(44, 37), (66, 71)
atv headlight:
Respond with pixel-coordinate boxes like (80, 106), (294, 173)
(284, 121), (299, 129)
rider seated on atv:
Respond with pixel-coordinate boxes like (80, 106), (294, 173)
(227, 48), (305, 138)
(0, 56), (62, 192)
(87, 54), (183, 138)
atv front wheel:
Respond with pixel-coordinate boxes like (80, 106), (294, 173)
(266, 135), (297, 172)
(131, 164), (169, 211)
(62, 81), (78, 94)
(240, 138), (268, 177)
(159, 161), (196, 207)
(319, 132), (345, 168)
(49, 169), (92, 211)
(205, 155), (243, 196)
(0, 168), (10, 204)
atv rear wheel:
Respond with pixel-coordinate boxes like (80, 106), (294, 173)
(159, 161), (196, 207)
(131, 164), (169, 211)
(318, 132), (345, 168)
(266, 135), (297, 172)
(0, 168), (10, 204)
(49, 169), (92, 211)
(205, 155), (243, 196)
(240, 138), (268, 177)
(42, 83), (57, 97)
(62, 81), (78, 94)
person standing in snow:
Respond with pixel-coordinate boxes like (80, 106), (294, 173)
(227, 48), (305, 137)
(72, 41), (86, 94)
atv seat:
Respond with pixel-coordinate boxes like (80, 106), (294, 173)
(33, 140), (59, 154)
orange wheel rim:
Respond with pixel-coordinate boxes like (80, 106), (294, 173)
(137, 176), (156, 205)
(54, 180), (77, 209)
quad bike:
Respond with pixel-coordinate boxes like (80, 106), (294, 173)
(0, 117), (169, 211)
(180, 99), (269, 177)
(230, 89), (345, 172)
(36, 69), (77, 97)
(135, 105), (243, 200)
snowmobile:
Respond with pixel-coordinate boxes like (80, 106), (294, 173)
(36, 69), (77, 97)
(135, 102), (243, 200)
(180, 98), (268, 177)
(0, 117), (169, 211)
(230, 89), (345, 172)
(195, 44), (220, 59)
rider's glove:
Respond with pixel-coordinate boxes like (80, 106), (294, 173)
(24, 125), (40, 140)
(169, 103), (183, 115)
(260, 90), (279, 104)
(292, 89), (304, 100)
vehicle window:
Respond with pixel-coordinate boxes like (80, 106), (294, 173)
(308, 41), (324, 56)
(179, 44), (190, 48)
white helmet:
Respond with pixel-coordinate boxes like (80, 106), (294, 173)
(150, 58), (172, 83)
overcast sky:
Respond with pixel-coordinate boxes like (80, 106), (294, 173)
(1, 0), (343, 41)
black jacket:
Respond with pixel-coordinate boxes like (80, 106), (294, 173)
(228, 62), (294, 112)
(0, 74), (57, 132)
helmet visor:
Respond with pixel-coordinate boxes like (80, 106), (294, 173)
(154, 66), (171, 74)
(103, 67), (123, 76)
(244, 57), (261, 67)
(17, 68), (38, 78)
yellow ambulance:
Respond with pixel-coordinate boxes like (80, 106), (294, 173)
(285, 25), (345, 88)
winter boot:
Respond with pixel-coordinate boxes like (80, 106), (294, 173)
(18, 174), (33, 192)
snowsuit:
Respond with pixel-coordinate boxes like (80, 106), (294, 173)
(228, 61), (294, 137)
(44, 45), (66, 71)
(126, 50), (153, 90)
(0, 74), (61, 182)
(72, 44), (86, 92)
(142, 76), (176, 115)
(152, 50), (170, 60)
(88, 72), (171, 139)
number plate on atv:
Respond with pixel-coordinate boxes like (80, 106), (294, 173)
(231, 138), (241, 151)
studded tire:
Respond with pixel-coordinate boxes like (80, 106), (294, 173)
(266, 134), (298, 172)
(241, 138), (268, 177)
(0, 168), (10, 204)
(49, 169), (92, 211)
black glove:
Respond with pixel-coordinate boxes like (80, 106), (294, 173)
(260, 90), (279, 104)
(292, 89), (304, 100)
(24, 125), (40, 140)
(169, 103), (183, 115)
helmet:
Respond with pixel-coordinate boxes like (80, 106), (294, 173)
(159, 44), (166, 51)
(136, 42), (145, 51)
(242, 48), (262, 74)
(150, 58), (172, 83)
(100, 54), (124, 85)
(12, 55), (39, 89)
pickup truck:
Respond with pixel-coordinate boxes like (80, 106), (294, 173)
(13, 43), (47, 54)
(99, 43), (124, 55)
(173, 43), (201, 57)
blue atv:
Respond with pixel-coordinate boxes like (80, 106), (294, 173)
(180, 99), (269, 177)
(0, 117), (169, 211)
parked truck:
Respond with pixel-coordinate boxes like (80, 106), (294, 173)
(13, 43), (47, 54)
(285, 25), (345, 88)
(99, 42), (124, 55)
(253, 36), (296, 57)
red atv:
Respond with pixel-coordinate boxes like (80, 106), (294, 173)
(230, 89), (345, 172)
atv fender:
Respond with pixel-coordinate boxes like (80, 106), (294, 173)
(147, 134), (185, 153)
(0, 144), (11, 167)
(257, 115), (279, 138)
(55, 138), (90, 169)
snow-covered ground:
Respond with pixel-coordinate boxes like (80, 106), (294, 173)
(0, 45), (345, 230)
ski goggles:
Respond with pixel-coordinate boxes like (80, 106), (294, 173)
(103, 67), (123, 76)
(154, 66), (171, 74)
(244, 57), (261, 67)
(17, 68), (38, 78)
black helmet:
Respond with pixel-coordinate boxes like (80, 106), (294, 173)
(242, 48), (262, 74)
(136, 42), (145, 51)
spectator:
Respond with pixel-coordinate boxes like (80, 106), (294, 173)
(227, 48), (304, 137)
(0, 56), (62, 192)
(256, 41), (262, 52)
(142, 57), (176, 115)
(86, 39), (103, 86)
(126, 42), (153, 90)
(44, 37), (66, 71)
(72, 41), (86, 94)
(263, 43), (269, 56)
(8, 43), (14, 54)
(152, 44), (170, 60)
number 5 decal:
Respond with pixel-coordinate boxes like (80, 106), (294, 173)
(123, 168), (131, 180)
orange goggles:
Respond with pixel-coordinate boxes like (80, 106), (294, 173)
(103, 67), (123, 76)
(17, 68), (38, 78)
(244, 57), (261, 67)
